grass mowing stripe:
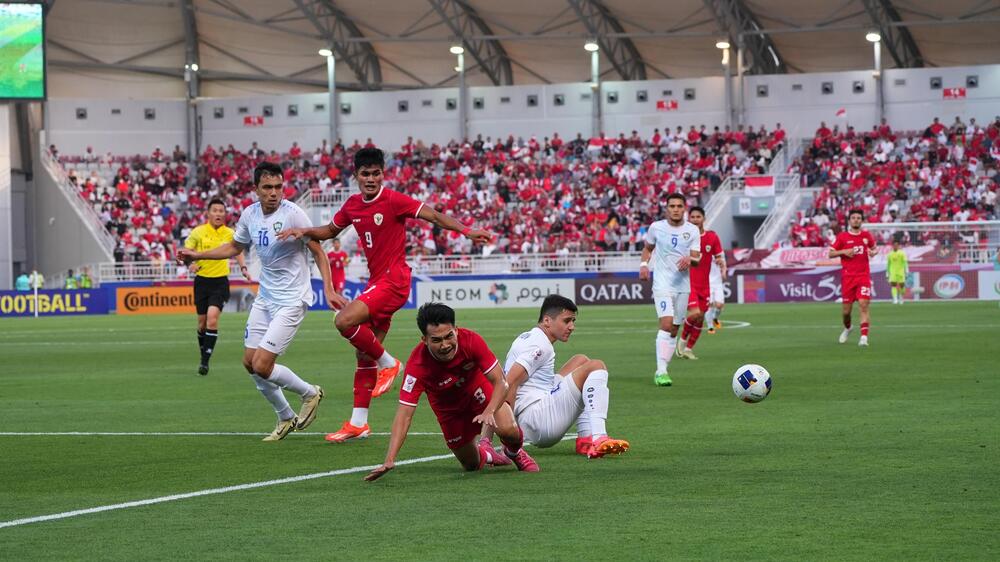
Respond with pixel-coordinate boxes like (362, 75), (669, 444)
(0, 453), (455, 529)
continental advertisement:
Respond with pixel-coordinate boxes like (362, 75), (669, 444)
(0, 289), (110, 317)
(116, 286), (198, 315)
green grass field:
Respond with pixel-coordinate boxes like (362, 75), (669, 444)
(0, 13), (44, 99)
(1, 302), (997, 560)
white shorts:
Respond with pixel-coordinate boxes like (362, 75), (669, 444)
(515, 377), (583, 448)
(709, 281), (724, 304)
(244, 299), (307, 355)
(653, 291), (688, 324)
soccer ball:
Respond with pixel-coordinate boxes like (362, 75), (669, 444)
(732, 364), (772, 403)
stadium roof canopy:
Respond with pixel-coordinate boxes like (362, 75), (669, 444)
(45, 0), (1000, 98)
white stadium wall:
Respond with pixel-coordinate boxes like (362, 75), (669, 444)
(46, 64), (1000, 155)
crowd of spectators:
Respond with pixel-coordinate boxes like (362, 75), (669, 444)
(55, 123), (785, 263)
(787, 116), (1000, 247)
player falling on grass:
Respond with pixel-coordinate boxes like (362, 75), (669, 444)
(639, 193), (701, 386)
(706, 252), (727, 334)
(177, 162), (332, 441)
(184, 198), (251, 376)
(886, 239), (908, 305)
(494, 295), (629, 459)
(676, 206), (725, 360)
(364, 303), (538, 481)
(829, 209), (877, 346)
(278, 147), (493, 443)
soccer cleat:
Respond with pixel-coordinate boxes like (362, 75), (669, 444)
(654, 372), (672, 386)
(680, 349), (699, 360)
(858, 336), (869, 347)
(372, 359), (402, 398)
(674, 339), (687, 358)
(198, 362), (209, 376)
(575, 436), (593, 456)
(588, 435), (630, 459)
(262, 417), (298, 442)
(713, 319), (722, 330)
(478, 438), (512, 467)
(325, 420), (371, 443)
(838, 328), (851, 344)
(707, 326), (717, 335)
(295, 385), (324, 430)
(508, 448), (540, 472)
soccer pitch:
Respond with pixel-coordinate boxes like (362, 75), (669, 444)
(1, 302), (997, 560)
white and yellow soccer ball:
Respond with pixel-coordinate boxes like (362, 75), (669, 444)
(732, 364), (772, 403)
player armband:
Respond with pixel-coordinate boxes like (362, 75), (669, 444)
(639, 261), (649, 268)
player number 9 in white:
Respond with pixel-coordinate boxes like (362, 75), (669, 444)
(365, 231), (373, 248)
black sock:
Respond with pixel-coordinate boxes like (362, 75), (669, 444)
(197, 330), (206, 355)
(203, 330), (218, 364)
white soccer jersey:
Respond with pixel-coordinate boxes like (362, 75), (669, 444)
(504, 327), (557, 415)
(709, 258), (723, 286)
(644, 220), (701, 293)
(234, 200), (313, 307)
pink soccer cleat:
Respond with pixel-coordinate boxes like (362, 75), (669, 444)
(588, 435), (630, 459)
(479, 438), (512, 466)
(508, 448), (540, 472)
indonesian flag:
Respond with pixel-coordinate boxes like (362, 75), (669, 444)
(835, 108), (847, 118)
(744, 175), (775, 197)
(656, 99), (679, 111)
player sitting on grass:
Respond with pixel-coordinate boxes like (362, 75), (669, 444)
(492, 295), (629, 459)
(364, 303), (538, 482)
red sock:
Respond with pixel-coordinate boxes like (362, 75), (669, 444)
(339, 323), (386, 361)
(843, 315), (852, 329)
(500, 426), (524, 457)
(686, 318), (704, 349)
(680, 322), (689, 340)
(860, 322), (869, 337)
(352, 359), (377, 408)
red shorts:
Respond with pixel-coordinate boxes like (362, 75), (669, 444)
(332, 276), (345, 294)
(687, 291), (710, 313)
(842, 275), (872, 303)
(436, 397), (489, 450)
(356, 269), (411, 333)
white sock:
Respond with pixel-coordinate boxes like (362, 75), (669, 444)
(252, 374), (295, 420)
(268, 364), (314, 398)
(582, 370), (609, 438)
(575, 411), (592, 438)
(350, 407), (368, 427)
(376, 350), (397, 369)
(705, 307), (716, 326)
(656, 330), (675, 373)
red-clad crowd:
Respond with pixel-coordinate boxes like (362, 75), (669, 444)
(787, 116), (1000, 247)
(55, 123), (786, 264)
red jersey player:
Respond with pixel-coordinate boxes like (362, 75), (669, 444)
(278, 148), (493, 443)
(677, 206), (725, 359)
(364, 303), (538, 481)
(326, 238), (349, 294)
(829, 209), (877, 346)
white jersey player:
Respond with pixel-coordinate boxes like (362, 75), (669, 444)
(502, 295), (629, 459)
(639, 193), (701, 387)
(177, 162), (336, 441)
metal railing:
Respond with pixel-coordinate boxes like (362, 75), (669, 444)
(752, 174), (803, 249)
(704, 175), (738, 230)
(41, 149), (118, 256)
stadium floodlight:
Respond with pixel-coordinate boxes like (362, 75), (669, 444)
(189, 63), (199, 72)
(584, 41), (599, 52)
(449, 45), (464, 55)
(318, 48), (334, 57)
(715, 40), (730, 50)
(866, 31), (881, 43)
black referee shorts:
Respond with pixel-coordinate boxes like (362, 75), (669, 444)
(194, 276), (231, 315)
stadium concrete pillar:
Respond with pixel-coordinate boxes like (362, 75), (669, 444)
(868, 31), (884, 125)
(585, 41), (601, 138)
(452, 45), (468, 142)
(320, 48), (338, 147)
(736, 46), (745, 126)
(184, 65), (198, 190)
(718, 40), (733, 129)
(0, 105), (11, 289)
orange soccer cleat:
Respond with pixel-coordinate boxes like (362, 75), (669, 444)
(372, 359), (402, 398)
(325, 421), (371, 443)
(587, 435), (630, 459)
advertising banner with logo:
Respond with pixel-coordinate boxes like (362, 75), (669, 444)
(308, 278), (417, 310)
(116, 286), (197, 315)
(740, 271), (893, 303)
(977, 271), (1000, 300)
(917, 270), (979, 300)
(574, 275), (738, 305)
(0, 289), (111, 317)
(416, 278), (572, 309)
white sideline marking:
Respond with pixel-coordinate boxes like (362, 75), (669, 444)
(0, 431), (440, 437)
(0, 453), (454, 530)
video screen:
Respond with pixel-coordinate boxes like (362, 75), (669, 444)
(0, 2), (45, 100)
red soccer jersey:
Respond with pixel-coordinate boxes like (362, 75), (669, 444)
(831, 230), (876, 278)
(331, 187), (424, 281)
(327, 250), (348, 282)
(690, 230), (722, 293)
(398, 328), (499, 417)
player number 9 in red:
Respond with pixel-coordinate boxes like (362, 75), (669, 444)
(474, 387), (486, 404)
(365, 231), (373, 248)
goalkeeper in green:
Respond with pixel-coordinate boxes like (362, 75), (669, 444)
(886, 239), (908, 305)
